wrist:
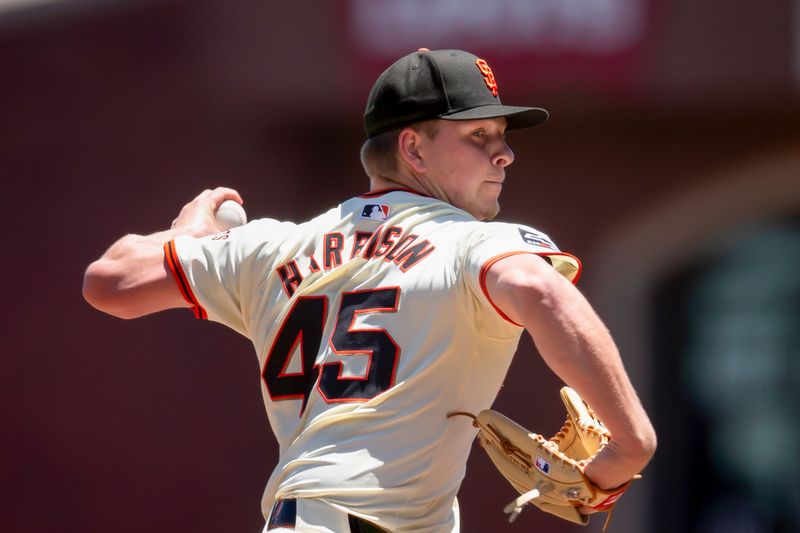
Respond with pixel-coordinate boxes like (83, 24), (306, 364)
(582, 443), (646, 491)
(148, 223), (212, 243)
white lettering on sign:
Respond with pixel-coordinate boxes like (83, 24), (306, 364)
(350, 0), (645, 55)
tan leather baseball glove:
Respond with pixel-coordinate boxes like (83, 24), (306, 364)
(450, 387), (638, 530)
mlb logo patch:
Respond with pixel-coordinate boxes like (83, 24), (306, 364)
(518, 227), (554, 249)
(535, 456), (551, 474)
(361, 204), (390, 221)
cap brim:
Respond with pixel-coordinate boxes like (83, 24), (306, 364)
(440, 105), (549, 130)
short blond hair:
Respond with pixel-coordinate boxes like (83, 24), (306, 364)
(360, 120), (440, 180)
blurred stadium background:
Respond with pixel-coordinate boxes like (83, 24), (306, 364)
(1, 0), (798, 532)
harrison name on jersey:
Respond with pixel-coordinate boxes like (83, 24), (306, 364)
(275, 224), (436, 298)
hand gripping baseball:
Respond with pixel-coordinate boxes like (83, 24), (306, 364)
(449, 387), (639, 530)
(170, 187), (244, 236)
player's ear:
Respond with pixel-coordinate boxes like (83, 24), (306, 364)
(397, 127), (426, 174)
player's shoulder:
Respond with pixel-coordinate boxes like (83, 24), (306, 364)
(239, 216), (297, 236)
(206, 216), (298, 253)
(458, 220), (560, 252)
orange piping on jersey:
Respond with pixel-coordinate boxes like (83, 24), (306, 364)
(478, 251), (583, 327)
(358, 187), (432, 199)
(538, 251), (583, 284)
(163, 240), (208, 320)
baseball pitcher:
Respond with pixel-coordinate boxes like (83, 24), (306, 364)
(84, 49), (656, 532)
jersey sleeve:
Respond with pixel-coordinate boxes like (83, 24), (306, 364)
(164, 218), (294, 337)
(461, 222), (582, 327)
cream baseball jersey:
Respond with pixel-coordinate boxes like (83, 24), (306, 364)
(164, 189), (581, 532)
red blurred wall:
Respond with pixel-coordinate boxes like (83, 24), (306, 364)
(1, 1), (798, 532)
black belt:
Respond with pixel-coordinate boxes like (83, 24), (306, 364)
(267, 499), (388, 533)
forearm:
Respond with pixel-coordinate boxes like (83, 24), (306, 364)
(486, 255), (656, 488)
(83, 187), (243, 319)
(98, 226), (190, 264)
(83, 230), (187, 319)
(524, 284), (655, 482)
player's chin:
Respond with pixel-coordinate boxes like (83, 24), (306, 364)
(477, 202), (501, 221)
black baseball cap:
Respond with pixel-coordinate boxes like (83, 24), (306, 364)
(364, 48), (549, 138)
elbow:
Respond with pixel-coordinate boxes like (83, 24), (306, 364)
(82, 261), (139, 319)
(641, 424), (658, 461)
(627, 422), (658, 468)
(82, 261), (108, 310)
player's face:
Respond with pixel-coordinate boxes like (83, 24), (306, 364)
(418, 118), (514, 221)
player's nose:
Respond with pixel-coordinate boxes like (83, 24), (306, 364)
(493, 140), (514, 168)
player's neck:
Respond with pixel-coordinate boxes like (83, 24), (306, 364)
(373, 164), (438, 193)
(370, 174), (416, 193)
(370, 173), (454, 210)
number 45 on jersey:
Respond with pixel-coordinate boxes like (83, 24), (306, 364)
(262, 287), (400, 414)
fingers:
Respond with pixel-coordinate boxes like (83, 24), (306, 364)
(172, 187), (244, 237)
(192, 187), (244, 210)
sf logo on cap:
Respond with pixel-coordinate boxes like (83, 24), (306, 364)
(475, 58), (499, 97)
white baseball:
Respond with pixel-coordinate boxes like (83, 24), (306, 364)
(215, 200), (247, 230)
